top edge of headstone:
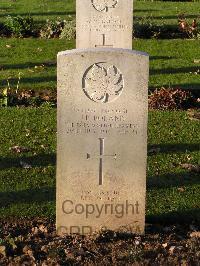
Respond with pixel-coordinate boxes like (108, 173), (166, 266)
(57, 48), (149, 58)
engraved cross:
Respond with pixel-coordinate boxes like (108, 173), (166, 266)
(87, 138), (117, 185)
(95, 34), (113, 48)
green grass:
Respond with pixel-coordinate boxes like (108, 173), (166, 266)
(147, 111), (200, 222)
(0, 108), (199, 223)
(0, 0), (75, 23)
(0, 39), (199, 91)
(0, 0), (199, 25)
(0, 107), (56, 218)
(0, 0), (199, 92)
(0, 0), (199, 225)
(134, 39), (200, 92)
(135, 1), (200, 25)
(0, 38), (74, 91)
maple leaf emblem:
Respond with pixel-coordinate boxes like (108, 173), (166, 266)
(83, 63), (124, 103)
(91, 0), (118, 12)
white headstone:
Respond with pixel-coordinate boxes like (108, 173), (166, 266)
(56, 48), (149, 235)
(76, 0), (133, 49)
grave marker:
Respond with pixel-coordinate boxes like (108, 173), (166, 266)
(76, 0), (133, 49)
(56, 48), (149, 235)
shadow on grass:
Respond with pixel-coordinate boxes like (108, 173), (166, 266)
(3, 62), (56, 70)
(150, 66), (200, 75)
(135, 9), (159, 12)
(150, 84), (200, 93)
(0, 11), (76, 17)
(150, 56), (176, 60)
(145, 15), (198, 20)
(0, 187), (55, 208)
(147, 171), (200, 189)
(0, 76), (56, 87)
(0, 7), (14, 11)
(147, 208), (200, 224)
(0, 75), (57, 90)
(0, 11), (75, 18)
(0, 153), (56, 170)
(148, 144), (200, 155)
(20, 76), (56, 83)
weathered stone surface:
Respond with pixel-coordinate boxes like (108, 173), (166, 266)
(56, 48), (149, 235)
(76, 0), (133, 49)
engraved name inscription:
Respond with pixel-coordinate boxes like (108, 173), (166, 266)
(65, 108), (138, 135)
(81, 15), (129, 33)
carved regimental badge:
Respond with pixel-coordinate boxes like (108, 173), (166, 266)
(82, 62), (124, 103)
(91, 0), (118, 12)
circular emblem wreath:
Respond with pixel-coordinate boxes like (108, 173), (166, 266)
(82, 62), (124, 104)
(91, 0), (118, 12)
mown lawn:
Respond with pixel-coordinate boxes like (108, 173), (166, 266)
(0, 0), (199, 226)
(0, 39), (74, 91)
(0, 39), (199, 92)
(0, 108), (199, 223)
(0, 0), (75, 23)
(0, 0), (199, 25)
(0, 0), (199, 92)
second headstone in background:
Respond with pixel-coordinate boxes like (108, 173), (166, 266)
(76, 0), (133, 49)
